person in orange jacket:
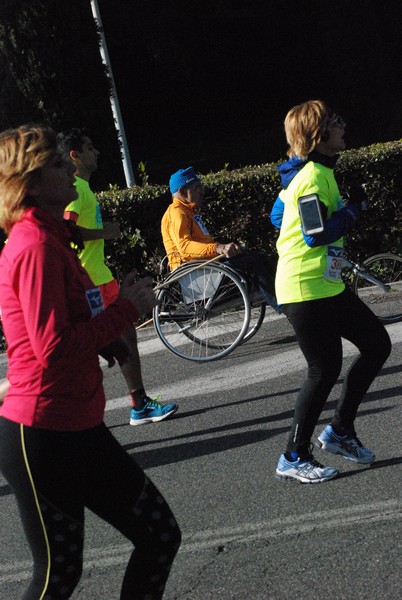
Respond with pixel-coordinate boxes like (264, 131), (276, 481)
(162, 166), (279, 310)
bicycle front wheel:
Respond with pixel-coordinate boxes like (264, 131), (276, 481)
(153, 263), (251, 361)
(353, 253), (402, 323)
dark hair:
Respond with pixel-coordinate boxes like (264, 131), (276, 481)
(56, 127), (91, 157)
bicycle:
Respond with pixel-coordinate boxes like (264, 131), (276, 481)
(344, 252), (402, 324)
(152, 255), (268, 362)
(151, 251), (402, 363)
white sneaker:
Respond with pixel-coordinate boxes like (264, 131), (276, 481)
(275, 453), (339, 484)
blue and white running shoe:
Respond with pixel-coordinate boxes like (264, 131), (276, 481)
(317, 424), (375, 464)
(129, 397), (178, 426)
(275, 453), (339, 484)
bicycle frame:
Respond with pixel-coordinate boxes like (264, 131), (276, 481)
(343, 257), (391, 293)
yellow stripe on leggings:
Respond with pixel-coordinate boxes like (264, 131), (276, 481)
(20, 424), (51, 600)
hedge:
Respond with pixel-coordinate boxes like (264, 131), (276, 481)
(0, 140), (401, 352)
(100, 140), (402, 279)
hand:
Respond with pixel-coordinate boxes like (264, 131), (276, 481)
(99, 338), (131, 368)
(64, 220), (85, 251)
(103, 222), (121, 240)
(216, 242), (242, 258)
(0, 378), (10, 406)
(344, 185), (369, 212)
(120, 273), (156, 316)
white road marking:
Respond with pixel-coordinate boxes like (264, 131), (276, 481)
(105, 322), (402, 410)
(0, 499), (400, 583)
(0, 325), (400, 587)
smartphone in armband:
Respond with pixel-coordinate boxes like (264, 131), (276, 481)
(298, 193), (324, 235)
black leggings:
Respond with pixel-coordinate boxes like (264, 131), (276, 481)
(0, 419), (181, 600)
(281, 288), (391, 456)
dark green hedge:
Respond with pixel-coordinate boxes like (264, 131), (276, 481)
(100, 140), (402, 278)
(0, 140), (401, 352)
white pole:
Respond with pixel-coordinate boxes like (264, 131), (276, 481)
(90, 0), (136, 186)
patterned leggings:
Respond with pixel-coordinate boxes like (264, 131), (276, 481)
(0, 418), (181, 599)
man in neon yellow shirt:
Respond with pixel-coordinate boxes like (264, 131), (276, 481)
(270, 100), (391, 483)
(58, 129), (177, 426)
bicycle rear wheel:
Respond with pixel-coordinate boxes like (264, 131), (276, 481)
(241, 301), (266, 344)
(353, 253), (402, 323)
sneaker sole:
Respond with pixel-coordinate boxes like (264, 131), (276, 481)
(275, 470), (338, 484)
(316, 439), (375, 464)
(129, 406), (178, 426)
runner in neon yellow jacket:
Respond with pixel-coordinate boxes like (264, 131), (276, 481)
(270, 100), (391, 484)
(274, 156), (349, 303)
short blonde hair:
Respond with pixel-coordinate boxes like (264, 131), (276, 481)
(284, 99), (331, 158)
(0, 125), (57, 233)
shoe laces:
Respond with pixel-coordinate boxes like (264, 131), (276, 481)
(299, 443), (322, 466)
(297, 453), (325, 469)
(341, 431), (364, 448)
(352, 435), (363, 448)
(308, 457), (326, 469)
(144, 395), (162, 408)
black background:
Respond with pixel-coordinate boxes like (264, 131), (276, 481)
(96, 0), (402, 185)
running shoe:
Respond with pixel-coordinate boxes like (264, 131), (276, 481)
(275, 453), (339, 484)
(129, 397), (178, 426)
(317, 424), (375, 464)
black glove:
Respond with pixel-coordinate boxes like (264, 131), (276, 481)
(99, 338), (131, 368)
(344, 185), (369, 212)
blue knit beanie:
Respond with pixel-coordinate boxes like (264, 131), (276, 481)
(169, 167), (200, 194)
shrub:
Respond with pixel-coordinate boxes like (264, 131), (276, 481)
(0, 140), (401, 352)
(99, 140), (402, 277)
(334, 141), (402, 258)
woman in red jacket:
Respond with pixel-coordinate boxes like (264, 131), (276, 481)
(0, 125), (181, 600)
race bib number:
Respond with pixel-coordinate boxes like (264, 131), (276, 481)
(193, 215), (210, 235)
(324, 245), (344, 282)
(86, 287), (105, 317)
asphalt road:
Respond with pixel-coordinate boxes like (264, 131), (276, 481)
(0, 311), (401, 599)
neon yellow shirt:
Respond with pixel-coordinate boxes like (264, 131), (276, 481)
(275, 161), (345, 304)
(64, 177), (114, 286)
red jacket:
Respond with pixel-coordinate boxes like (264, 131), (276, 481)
(0, 207), (138, 431)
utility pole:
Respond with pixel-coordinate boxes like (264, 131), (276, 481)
(90, 0), (135, 186)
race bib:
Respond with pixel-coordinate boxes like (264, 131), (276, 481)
(86, 287), (105, 317)
(193, 214), (210, 235)
(324, 245), (344, 282)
